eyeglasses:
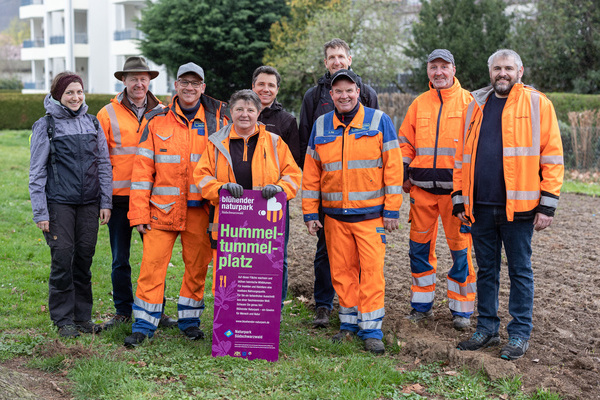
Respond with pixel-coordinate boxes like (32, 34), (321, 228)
(178, 80), (203, 88)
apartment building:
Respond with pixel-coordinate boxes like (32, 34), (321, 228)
(19, 0), (170, 95)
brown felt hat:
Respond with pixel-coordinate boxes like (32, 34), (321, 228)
(114, 56), (159, 80)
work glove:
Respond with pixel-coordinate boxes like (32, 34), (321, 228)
(262, 184), (283, 199)
(221, 182), (244, 198)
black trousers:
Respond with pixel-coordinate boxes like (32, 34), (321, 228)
(44, 203), (99, 327)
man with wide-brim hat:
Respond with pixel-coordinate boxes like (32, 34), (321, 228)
(97, 56), (177, 330)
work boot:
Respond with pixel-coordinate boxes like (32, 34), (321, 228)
(406, 308), (433, 322)
(58, 324), (80, 338)
(457, 331), (500, 351)
(500, 337), (529, 360)
(124, 332), (147, 348)
(452, 315), (471, 330)
(159, 313), (178, 328)
(103, 314), (131, 330)
(75, 320), (102, 334)
(331, 329), (355, 343)
(313, 307), (331, 328)
(182, 326), (205, 340)
(364, 338), (385, 355)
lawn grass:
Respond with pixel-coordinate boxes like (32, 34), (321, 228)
(0, 130), (563, 399)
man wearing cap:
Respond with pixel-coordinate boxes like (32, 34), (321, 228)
(97, 56), (178, 330)
(302, 69), (403, 354)
(124, 62), (228, 347)
(398, 49), (476, 330)
(298, 38), (379, 329)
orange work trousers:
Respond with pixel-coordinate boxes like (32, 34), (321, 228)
(324, 215), (386, 340)
(131, 206), (212, 335)
(408, 186), (475, 317)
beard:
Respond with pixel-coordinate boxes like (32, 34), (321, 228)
(493, 77), (516, 96)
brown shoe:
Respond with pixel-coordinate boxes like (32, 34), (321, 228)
(313, 307), (331, 328)
(331, 329), (355, 343)
(364, 338), (385, 355)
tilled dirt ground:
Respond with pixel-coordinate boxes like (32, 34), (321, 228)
(287, 192), (600, 399)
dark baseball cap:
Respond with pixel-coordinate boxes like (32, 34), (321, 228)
(427, 49), (455, 64)
(330, 69), (359, 85)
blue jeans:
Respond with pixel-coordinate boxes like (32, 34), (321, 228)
(107, 206), (135, 317)
(313, 210), (335, 310)
(471, 205), (534, 339)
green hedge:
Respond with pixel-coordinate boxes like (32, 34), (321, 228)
(547, 92), (600, 122)
(0, 93), (172, 130)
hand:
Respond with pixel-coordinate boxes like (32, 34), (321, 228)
(383, 217), (399, 232)
(533, 213), (553, 231)
(402, 179), (413, 193)
(305, 220), (323, 236)
(262, 184), (283, 199)
(136, 224), (151, 234)
(221, 182), (244, 198)
(456, 212), (469, 224)
(36, 221), (49, 232)
(100, 209), (111, 225)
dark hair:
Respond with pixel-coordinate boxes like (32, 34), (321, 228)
(229, 89), (262, 112)
(323, 38), (350, 59)
(50, 71), (83, 100)
(252, 66), (281, 87)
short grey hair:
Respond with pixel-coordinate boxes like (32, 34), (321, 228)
(228, 89), (262, 112)
(488, 49), (523, 70)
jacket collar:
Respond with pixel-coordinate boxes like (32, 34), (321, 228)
(333, 103), (365, 130)
(429, 77), (463, 102)
(472, 83), (526, 108)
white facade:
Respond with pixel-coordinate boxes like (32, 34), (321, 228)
(20, 0), (170, 95)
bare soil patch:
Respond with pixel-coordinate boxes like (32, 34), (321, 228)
(288, 192), (600, 399)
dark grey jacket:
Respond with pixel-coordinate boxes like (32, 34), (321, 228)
(29, 94), (112, 223)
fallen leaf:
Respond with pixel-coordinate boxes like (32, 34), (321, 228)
(414, 357), (421, 365)
(50, 381), (64, 394)
(296, 295), (309, 303)
(311, 346), (320, 352)
(283, 300), (292, 305)
(499, 394), (509, 400)
(532, 359), (540, 363)
(444, 370), (458, 376)
(40, 305), (46, 312)
(403, 383), (425, 394)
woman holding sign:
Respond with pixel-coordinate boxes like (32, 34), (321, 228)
(194, 89), (301, 300)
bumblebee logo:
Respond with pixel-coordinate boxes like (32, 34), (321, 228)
(258, 197), (283, 222)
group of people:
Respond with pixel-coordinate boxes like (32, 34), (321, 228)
(28, 37), (563, 360)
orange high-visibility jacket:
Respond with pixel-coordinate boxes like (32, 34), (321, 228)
(302, 104), (403, 221)
(399, 78), (472, 194)
(194, 123), (302, 241)
(97, 92), (163, 196)
(194, 123), (301, 205)
(128, 95), (228, 230)
(452, 84), (564, 221)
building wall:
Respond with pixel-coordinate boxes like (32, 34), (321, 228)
(20, 0), (170, 95)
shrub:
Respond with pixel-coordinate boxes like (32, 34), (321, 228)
(0, 93), (171, 130)
(547, 93), (600, 122)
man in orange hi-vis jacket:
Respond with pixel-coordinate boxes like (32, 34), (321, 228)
(302, 69), (403, 355)
(454, 49), (563, 361)
(398, 49), (476, 331)
(124, 62), (228, 348)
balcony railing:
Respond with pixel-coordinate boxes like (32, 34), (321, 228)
(24, 81), (45, 90)
(74, 33), (88, 44)
(23, 39), (44, 48)
(20, 0), (43, 6)
(114, 29), (144, 41)
(49, 36), (65, 45)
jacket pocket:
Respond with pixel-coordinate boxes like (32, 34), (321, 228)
(150, 200), (176, 225)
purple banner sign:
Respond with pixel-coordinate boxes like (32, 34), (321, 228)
(212, 189), (286, 362)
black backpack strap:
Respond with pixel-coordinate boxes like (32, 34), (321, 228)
(45, 114), (59, 184)
(89, 114), (100, 133)
(312, 84), (321, 116)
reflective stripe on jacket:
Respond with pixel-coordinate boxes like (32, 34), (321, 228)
(128, 95), (228, 230)
(97, 92), (163, 196)
(452, 84), (564, 221)
(302, 104), (403, 220)
(193, 123), (302, 239)
(399, 78), (472, 194)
